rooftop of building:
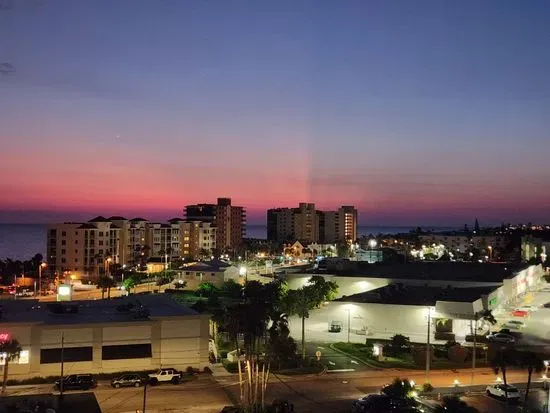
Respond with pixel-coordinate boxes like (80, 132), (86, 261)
(315, 261), (526, 283)
(184, 259), (233, 272)
(0, 294), (198, 326)
(338, 284), (497, 306)
(108, 215), (128, 220)
(88, 216), (111, 223)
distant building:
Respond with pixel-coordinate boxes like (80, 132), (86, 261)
(521, 235), (549, 263)
(267, 203), (357, 244)
(180, 260), (241, 289)
(184, 197), (245, 251)
(46, 216), (216, 280)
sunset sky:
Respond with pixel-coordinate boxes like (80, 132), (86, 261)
(1, 0), (549, 226)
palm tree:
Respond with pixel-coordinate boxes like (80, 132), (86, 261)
(97, 276), (116, 299)
(0, 339), (22, 395)
(521, 351), (543, 402)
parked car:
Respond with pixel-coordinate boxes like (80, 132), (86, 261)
(543, 302), (550, 308)
(487, 333), (515, 344)
(54, 374), (97, 391)
(329, 321), (342, 333)
(511, 309), (529, 317)
(148, 368), (182, 385)
(486, 384), (521, 400)
(111, 374), (143, 388)
(15, 288), (34, 297)
(502, 320), (526, 330)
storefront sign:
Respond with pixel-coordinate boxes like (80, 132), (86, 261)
(0, 333), (10, 342)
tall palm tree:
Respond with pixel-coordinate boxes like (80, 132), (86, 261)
(0, 339), (22, 395)
(97, 276), (116, 299)
(521, 351), (543, 402)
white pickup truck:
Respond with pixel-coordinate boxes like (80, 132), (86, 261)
(148, 368), (182, 385)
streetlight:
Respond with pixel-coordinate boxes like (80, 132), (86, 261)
(345, 308), (351, 343)
(488, 246), (493, 261)
(368, 239), (377, 249)
(38, 262), (47, 296)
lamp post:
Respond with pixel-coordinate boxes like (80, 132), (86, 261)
(38, 262), (47, 296)
(488, 246), (493, 261)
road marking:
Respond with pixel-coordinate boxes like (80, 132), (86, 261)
(317, 346), (325, 349)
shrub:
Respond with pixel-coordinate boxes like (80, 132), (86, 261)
(386, 334), (411, 357)
(422, 382), (434, 392)
(448, 344), (469, 364)
(203, 366), (212, 374)
(186, 366), (195, 375)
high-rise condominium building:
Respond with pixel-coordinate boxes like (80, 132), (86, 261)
(46, 216), (216, 279)
(267, 204), (357, 244)
(184, 198), (245, 250)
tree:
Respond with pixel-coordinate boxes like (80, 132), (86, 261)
(196, 282), (218, 298)
(434, 396), (479, 413)
(520, 351), (543, 402)
(220, 279), (243, 300)
(336, 243), (350, 258)
(388, 334), (411, 357)
(491, 347), (516, 403)
(381, 378), (417, 406)
(97, 276), (116, 299)
(284, 277), (338, 359)
(0, 339), (22, 395)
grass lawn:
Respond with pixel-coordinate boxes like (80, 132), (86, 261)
(332, 342), (487, 370)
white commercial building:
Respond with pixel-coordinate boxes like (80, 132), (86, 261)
(0, 295), (210, 379)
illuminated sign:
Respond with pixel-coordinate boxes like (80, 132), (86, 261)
(0, 333), (10, 342)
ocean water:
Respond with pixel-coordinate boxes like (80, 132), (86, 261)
(0, 223), (457, 261)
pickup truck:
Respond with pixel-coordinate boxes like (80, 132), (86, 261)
(148, 368), (183, 385)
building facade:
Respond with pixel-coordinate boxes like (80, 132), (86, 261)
(184, 198), (245, 251)
(0, 296), (210, 380)
(267, 203), (357, 244)
(47, 216), (217, 279)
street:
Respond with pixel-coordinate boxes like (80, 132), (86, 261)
(6, 376), (233, 413)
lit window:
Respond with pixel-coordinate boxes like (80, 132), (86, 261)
(18, 350), (29, 364)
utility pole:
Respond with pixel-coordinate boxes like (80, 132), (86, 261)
(347, 309), (351, 343)
(60, 333), (65, 397)
(142, 380), (148, 413)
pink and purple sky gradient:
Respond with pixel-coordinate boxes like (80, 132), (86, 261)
(1, 0), (549, 226)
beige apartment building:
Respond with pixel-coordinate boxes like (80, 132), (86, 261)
(184, 198), (246, 251)
(47, 216), (216, 280)
(267, 203), (358, 244)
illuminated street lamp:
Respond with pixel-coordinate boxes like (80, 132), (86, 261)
(368, 239), (377, 249)
(488, 246), (493, 261)
(38, 262), (47, 296)
(105, 257), (112, 276)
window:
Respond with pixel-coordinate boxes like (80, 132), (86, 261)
(75, 258), (78, 263)
(211, 272), (215, 276)
(99, 240), (103, 246)
(75, 240), (78, 245)
(61, 258), (66, 263)
(18, 350), (29, 364)
(62, 231), (66, 236)
(75, 249), (78, 254)
(61, 249), (66, 255)
(61, 240), (66, 246)
(40, 347), (93, 364)
(99, 232), (104, 236)
(102, 344), (152, 360)
(75, 231), (78, 236)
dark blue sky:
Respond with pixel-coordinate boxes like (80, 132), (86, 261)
(1, 0), (549, 225)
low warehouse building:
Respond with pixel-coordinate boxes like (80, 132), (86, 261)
(0, 295), (210, 379)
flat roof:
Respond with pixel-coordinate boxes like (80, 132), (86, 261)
(0, 295), (198, 326)
(338, 284), (497, 306)
(315, 261), (526, 283)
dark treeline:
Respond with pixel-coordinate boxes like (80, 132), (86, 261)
(0, 253), (44, 285)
